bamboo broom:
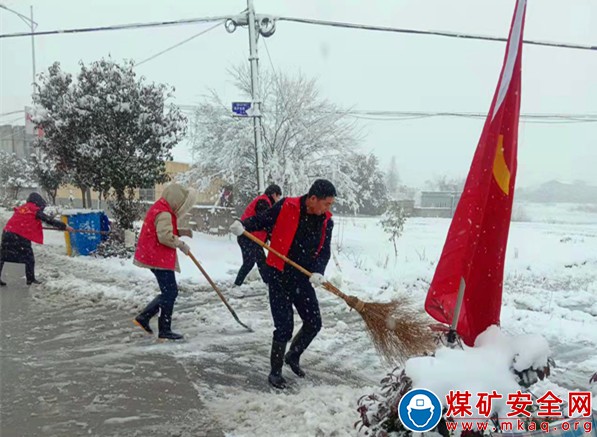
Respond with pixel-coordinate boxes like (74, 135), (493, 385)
(242, 230), (434, 363)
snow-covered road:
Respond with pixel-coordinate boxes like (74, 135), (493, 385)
(1, 203), (595, 436)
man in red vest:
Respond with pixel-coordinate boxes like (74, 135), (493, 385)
(133, 183), (196, 340)
(1, 192), (73, 286)
(230, 179), (336, 389)
(234, 184), (282, 287)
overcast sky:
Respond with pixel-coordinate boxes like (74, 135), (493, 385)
(1, 0), (596, 188)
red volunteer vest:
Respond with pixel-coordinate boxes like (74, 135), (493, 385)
(4, 202), (44, 244)
(134, 198), (179, 270)
(266, 197), (332, 271)
(241, 194), (272, 242)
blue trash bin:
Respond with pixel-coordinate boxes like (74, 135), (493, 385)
(62, 210), (109, 256)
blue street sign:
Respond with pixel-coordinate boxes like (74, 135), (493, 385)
(232, 102), (252, 116)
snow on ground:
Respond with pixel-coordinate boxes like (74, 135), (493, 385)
(6, 201), (597, 435)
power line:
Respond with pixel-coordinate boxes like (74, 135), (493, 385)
(136, 20), (224, 67)
(340, 110), (597, 123)
(276, 16), (597, 52)
(0, 109), (25, 117)
(0, 115), (24, 125)
(0, 14), (233, 39)
(177, 104), (597, 124)
(1, 12), (595, 53)
(4, 104), (593, 125)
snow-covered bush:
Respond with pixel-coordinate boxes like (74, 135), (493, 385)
(356, 368), (413, 436)
(94, 223), (139, 259)
(356, 328), (554, 437)
(94, 236), (135, 259)
(107, 191), (144, 231)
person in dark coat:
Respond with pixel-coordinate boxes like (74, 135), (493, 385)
(0, 192), (73, 286)
(230, 179), (336, 389)
(234, 184), (282, 287)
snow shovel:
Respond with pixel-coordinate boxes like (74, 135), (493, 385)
(242, 230), (433, 363)
(187, 251), (253, 332)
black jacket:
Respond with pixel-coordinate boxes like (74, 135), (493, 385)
(27, 192), (66, 230)
(243, 195), (333, 275)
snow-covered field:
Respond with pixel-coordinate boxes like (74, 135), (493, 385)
(9, 201), (597, 436)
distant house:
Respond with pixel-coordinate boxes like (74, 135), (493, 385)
(138, 161), (191, 202)
(56, 161), (190, 207)
(0, 124), (34, 160)
(413, 191), (461, 218)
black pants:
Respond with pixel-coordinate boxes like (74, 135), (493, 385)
(268, 269), (322, 345)
(0, 261), (35, 282)
(137, 269), (179, 332)
(0, 231), (36, 282)
(234, 235), (268, 286)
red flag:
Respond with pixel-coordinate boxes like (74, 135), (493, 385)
(425, 0), (527, 346)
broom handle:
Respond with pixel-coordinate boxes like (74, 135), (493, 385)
(187, 251), (253, 332)
(241, 230), (351, 302)
(43, 227), (111, 235)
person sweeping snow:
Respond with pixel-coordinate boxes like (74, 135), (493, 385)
(230, 179), (335, 389)
(0, 192), (73, 286)
(234, 184), (282, 287)
(133, 183), (196, 340)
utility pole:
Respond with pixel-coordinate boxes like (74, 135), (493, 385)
(0, 4), (38, 91)
(226, 5), (275, 193)
(30, 5), (36, 90)
(246, 0), (265, 192)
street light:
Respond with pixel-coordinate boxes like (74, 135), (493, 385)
(0, 3), (38, 90)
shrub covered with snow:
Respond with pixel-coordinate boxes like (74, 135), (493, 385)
(356, 327), (554, 436)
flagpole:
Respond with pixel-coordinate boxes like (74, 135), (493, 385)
(448, 277), (465, 344)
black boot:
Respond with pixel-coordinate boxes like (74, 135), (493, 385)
(158, 303), (183, 341)
(284, 328), (316, 378)
(133, 316), (153, 334)
(0, 280), (6, 287)
(268, 340), (288, 389)
(25, 261), (38, 285)
(284, 350), (306, 378)
(134, 296), (160, 334)
(158, 330), (184, 341)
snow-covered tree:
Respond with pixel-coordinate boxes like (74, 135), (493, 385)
(337, 153), (388, 215)
(30, 151), (66, 205)
(0, 151), (36, 199)
(33, 59), (186, 226)
(188, 64), (359, 207)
